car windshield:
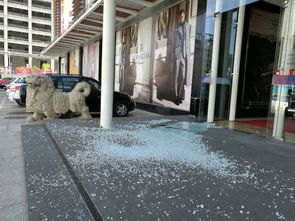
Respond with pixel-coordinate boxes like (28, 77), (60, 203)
(18, 78), (26, 83)
(12, 78), (20, 83)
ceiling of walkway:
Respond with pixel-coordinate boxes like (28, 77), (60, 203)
(42, 0), (166, 56)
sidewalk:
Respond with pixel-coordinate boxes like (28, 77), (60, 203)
(22, 115), (295, 220)
(0, 95), (28, 221)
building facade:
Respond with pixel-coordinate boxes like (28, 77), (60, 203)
(43, 0), (295, 142)
(0, 0), (57, 74)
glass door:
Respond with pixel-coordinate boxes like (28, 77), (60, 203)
(197, 0), (261, 122)
(198, 7), (238, 121)
(269, 0), (295, 143)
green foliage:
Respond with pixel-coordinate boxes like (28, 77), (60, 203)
(42, 63), (51, 71)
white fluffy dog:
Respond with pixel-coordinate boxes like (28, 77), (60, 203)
(26, 75), (92, 123)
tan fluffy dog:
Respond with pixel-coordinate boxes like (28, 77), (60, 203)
(26, 75), (92, 123)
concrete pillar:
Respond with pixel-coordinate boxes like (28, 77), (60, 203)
(51, 59), (55, 72)
(28, 0), (33, 67)
(229, 5), (246, 121)
(100, 0), (116, 129)
(207, 0), (222, 123)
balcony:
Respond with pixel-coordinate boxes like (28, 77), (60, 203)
(32, 6), (51, 14)
(7, 12), (28, 22)
(32, 28), (51, 36)
(32, 39), (49, 47)
(7, 24), (29, 33)
(10, 49), (28, 54)
(7, 1), (29, 10)
(32, 16), (51, 25)
(8, 36), (29, 45)
(8, 0), (28, 6)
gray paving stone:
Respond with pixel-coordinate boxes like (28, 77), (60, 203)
(0, 202), (28, 221)
(0, 154), (25, 171)
(0, 182), (27, 209)
(0, 167), (26, 187)
(22, 125), (94, 221)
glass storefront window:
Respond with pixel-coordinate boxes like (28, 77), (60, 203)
(206, 0), (259, 16)
(198, 0), (255, 121)
(269, 0), (295, 143)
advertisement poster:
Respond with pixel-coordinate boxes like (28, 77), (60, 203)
(69, 48), (79, 75)
(153, 0), (196, 110)
(61, 0), (73, 34)
(115, 0), (196, 111)
(82, 41), (100, 81)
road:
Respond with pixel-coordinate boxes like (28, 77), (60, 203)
(0, 90), (29, 221)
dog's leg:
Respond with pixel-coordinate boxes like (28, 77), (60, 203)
(79, 106), (92, 118)
(26, 112), (43, 123)
(44, 111), (58, 119)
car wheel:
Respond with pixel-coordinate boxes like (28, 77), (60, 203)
(114, 101), (129, 117)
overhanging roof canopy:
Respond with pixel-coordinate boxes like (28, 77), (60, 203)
(42, 0), (166, 56)
(42, 0), (284, 57)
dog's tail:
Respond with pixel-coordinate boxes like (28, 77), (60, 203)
(72, 82), (91, 97)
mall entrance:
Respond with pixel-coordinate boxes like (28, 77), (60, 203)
(236, 1), (280, 118)
(197, 0), (282, 121)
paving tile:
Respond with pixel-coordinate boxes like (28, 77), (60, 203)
(0, 202), (28, 221)
(0, 154), (25, 171)
(0, 145), (23, 159)
(22, 125), (93, 220)
(0, 182), (27, 209)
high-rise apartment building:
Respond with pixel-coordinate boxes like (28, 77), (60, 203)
(0, 0), (57, 73)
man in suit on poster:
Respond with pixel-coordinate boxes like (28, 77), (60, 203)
(172, 9), (190, 105)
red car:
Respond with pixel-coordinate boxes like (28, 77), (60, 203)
(0, 77), (14, 90)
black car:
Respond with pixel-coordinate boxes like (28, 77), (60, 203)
(20, 75), (136, 117)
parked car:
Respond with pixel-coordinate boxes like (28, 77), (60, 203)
(12, 78), (27, 106)
(0, 77), (14, 90)
(6, 77), (23, 95)
(8, 77), (26, 103)
(20, 75), (136, 117)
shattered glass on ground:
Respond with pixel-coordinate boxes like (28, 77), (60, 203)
(44, 119), (295, 220)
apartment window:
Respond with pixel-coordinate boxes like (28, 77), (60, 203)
(8, 7), (28, 16)
(32, 0), (51, 8)
(32, 11), (51, 19)
(32, 23), (51, 31)
(8, 19), (28, 28)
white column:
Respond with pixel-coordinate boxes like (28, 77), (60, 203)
(100, 0), (116, 129)
(3, 0), (8, 69)
(229, 5), (246, 121)
(28, 0), (33, 67)
(51, 59), (55, 72)
(207, 0), (222, 123)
